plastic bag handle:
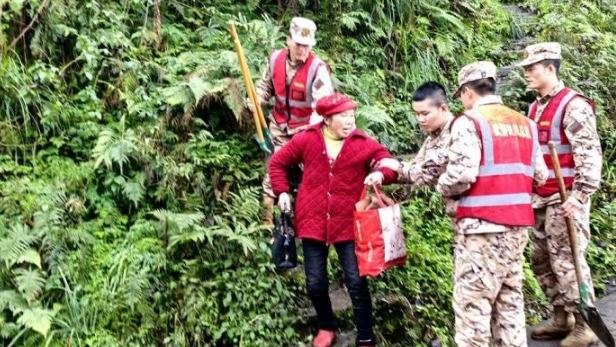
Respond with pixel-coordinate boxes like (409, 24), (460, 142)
(359, 184), (386, 208)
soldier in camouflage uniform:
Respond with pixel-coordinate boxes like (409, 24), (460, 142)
(250, 17), (334, 224)
(518, 43), (602, 346)
(377, 81), (457, 216)
(378, 82), (453, 186)
(437, 62), (549, 347)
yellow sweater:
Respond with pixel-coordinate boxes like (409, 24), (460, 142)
(322, 127), (344, 160)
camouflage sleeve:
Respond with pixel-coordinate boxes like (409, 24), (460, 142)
(399, 138), (443, 187)
(398, 138), (427, 184)
(309, 64), (334, 124)
(255, 61), (274, 103)
(311, 64), (334, 102)
(436, 116), (481, 197)
(534, 139), (549, 186)
(563, 97), (602, 203)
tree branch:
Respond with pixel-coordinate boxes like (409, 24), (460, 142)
(8, 0), (51, 50)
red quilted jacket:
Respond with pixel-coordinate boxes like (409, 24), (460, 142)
(269, 123), (397, 244)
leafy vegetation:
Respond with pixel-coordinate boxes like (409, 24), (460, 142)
(0, 0), (615, 345)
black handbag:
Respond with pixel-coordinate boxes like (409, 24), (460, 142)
(271, 210), (297, 269)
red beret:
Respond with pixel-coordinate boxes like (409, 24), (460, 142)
(315, 93), (357, 117)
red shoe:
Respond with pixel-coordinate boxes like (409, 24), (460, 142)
(312, 330), (337, 347)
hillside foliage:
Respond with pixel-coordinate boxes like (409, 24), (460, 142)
(1, 0), (615, 345)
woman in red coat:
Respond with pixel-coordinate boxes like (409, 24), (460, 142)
(269, 93), (397, 347)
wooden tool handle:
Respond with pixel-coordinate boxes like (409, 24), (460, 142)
(228, 21), (265, 142)
(547, 141), (585, 289)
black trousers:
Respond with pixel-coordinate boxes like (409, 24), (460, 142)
(302, 239), (376, 346)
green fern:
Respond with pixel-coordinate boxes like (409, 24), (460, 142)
(203, 220), (261, 256)
(0, 224), (37, 267)
(117, 173), (146, 208)
(0, 314), (20, 339)
(16, 307), (55, 337)
(355, 105), (395, 133)
(0, 290), (27, 315)
(149, 209), (204, 233)
(15, 249), (42, 269)
(92, 116), (140, 175)
(167, 225), (209, 249)
(13, 268), (45, 304)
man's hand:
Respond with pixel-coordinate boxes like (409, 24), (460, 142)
(562, 196), (583, 218)
(423, 162), (445, 177)
(377, 158), (401, 171)
(364, 171), (384, 186)
(246, 96), (265, 113)
(278, 192), (291, 212)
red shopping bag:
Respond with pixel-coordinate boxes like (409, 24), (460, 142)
(353, 185), (406, 277)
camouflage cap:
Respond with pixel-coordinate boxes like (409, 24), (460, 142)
(453, 61), (497, 98)
(517, 42), (562, 67)
(289, 17), (316, 46)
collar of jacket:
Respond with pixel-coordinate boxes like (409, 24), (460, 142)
(286, 51), (307, 69)
(473, 94), (504, 108)
(429, 112), (454, 138)
(538, 80), (565, 104)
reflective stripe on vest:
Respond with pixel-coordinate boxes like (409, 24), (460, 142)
(548, 168), (575, 179)
(547, 90), (577, 147)
(541, 144), (571, 155)
(459, 193), (532, 207)
(544, 90), (576, 179)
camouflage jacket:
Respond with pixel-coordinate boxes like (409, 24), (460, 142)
(397, 113), (457, 216)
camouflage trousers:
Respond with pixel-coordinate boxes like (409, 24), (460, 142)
(531, 201), (595, 313)
(262, 120), (307, 198)
(453, 229), (529, 347)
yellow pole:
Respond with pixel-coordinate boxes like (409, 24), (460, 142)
(248, 74), (268, 129)
(228, 21), (264, 142)
(245, 65), (268, 129)
(232, 29), (267, 129)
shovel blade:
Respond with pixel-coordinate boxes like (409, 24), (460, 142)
(262, 127), (275, 151)
(577, 304), (615, 347)
(253, 133), (272, 153)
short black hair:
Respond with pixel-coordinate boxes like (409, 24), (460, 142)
(540, 59), (561, 75)
(462, 78), (496, 97)
(412, 81), (448, 106)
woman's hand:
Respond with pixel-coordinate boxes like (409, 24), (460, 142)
(364, 171), (384, 186)
(278, 192), (292, 211)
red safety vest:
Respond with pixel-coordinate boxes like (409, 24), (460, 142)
(456, 104), (538, 226)
(528, 88), (594, 197)
(269, 49), (325, 128)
